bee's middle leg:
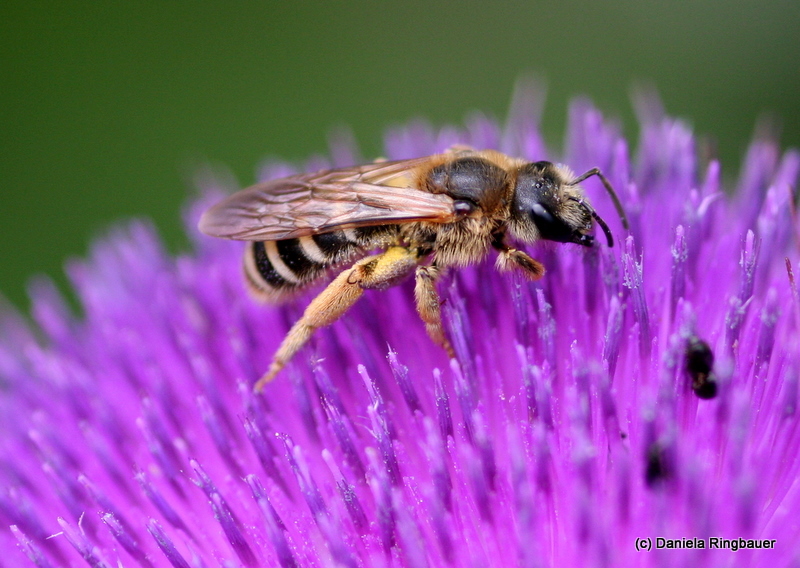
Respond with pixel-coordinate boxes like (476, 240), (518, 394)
(414, 264), (455, 358)
(255, 246), (421, 391)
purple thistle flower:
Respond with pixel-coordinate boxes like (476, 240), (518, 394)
(2, 83), (800, 567)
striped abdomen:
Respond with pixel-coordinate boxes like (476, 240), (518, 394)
(244, 226), (398, 301)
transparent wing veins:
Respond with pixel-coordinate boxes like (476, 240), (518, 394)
(199, 158), (457, 241)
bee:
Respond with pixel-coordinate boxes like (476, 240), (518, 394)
(199, 147), (628, 391)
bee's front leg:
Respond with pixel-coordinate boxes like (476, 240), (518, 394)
(255, 246), (420, 392)
(414, 264), (455, 358)
(492, 234), (545, 280)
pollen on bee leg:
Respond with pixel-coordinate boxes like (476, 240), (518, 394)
(255, 248), (421, 391)
(254, 324), (314, 392)
(254, 264), (367, 392)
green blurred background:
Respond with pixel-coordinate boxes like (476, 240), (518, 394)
(2, 1), (799, 310)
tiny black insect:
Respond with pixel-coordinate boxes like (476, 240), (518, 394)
(685, 337), (718, 399)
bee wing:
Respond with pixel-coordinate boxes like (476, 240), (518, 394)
(199, 158), (457, 241)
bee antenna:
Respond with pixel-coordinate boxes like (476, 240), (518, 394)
(569, 196), (614, 247)
(568, 168), (630, 230)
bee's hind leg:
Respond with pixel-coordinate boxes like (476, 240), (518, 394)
(255, 246), (421, 392)
(414, 264), (455, 358)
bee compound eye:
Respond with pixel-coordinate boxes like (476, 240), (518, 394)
(530, 203), (554, 224)
(529, 203), (575, 244)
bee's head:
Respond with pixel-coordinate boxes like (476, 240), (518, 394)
(509, 161), (620, 247)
